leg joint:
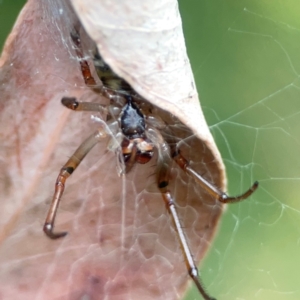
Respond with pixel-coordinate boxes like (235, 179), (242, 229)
(163, 192), (175, 208)
(189, 266), (199, 279)
(62, 166), (74, 175)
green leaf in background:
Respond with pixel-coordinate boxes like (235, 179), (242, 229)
(0, 0), (25, 52)
(180, 1), (300, 300)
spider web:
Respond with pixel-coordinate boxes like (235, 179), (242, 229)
(1, 1), (299, 300)
(180, 1), (300, 300)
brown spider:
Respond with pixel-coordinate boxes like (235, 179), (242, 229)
(43, 27), (258, 300)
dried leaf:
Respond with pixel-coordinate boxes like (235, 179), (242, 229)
(0, 0), (225, 299)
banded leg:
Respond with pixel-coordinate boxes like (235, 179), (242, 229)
(159, 189), (216, 300)
(61, 97), (108, 114)
(44, 129), (106, 239)
(173, 150), (258, 203)
(152, 128), (215, 300)
(70, 27), (122, 100)
(70, 28), (98, 87)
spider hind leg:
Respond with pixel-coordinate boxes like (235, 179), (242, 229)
(70, 27), (98, 87)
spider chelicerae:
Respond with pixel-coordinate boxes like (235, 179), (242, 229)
(43, 27), (258, 300)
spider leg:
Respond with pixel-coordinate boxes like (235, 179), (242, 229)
(44, 128), (107, 239)
(70, 28), (98, 87)
(61, 97), (108, 113)
(159, 188), (215, 300)
(70, 29), (124, 103)
(172, 150), (258, 203)
(148, 128), (215, 300)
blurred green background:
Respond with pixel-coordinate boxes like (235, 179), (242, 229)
(0, 0), (25, 52)
(1, 1), (300, 300)
(179, 1), (300, 300)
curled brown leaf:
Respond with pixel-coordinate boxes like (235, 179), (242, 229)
(0, 1), (225, 299)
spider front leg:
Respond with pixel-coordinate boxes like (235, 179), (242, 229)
(44, 128), (107, 239)
(61, 97), (108, 113)
(158, 179), (215, 299)
(172, 150), (258, 203)
(149, 128), (215, 300)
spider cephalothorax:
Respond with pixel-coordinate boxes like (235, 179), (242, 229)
(44, 27), (258, 300)
(119, 97), (154, 168)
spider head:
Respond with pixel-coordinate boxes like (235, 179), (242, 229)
(119, 95), (154, 166)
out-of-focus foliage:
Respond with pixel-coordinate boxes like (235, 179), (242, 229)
(0, 1), (26, 52)
(180, 1), (300, 300)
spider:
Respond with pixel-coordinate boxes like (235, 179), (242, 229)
(43, 27), (258, 300)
